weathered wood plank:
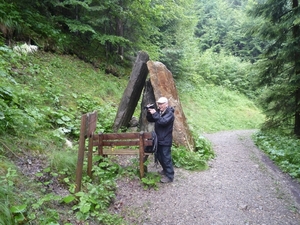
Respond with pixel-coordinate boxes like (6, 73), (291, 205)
(93, 132), (152, 140)
(113, 51), (150, 132)
(93, 139), (152, 147)
(87, 111), (97, 137)
(92, 132), (152, 147)
(102, 132), (141, 139)
(100, 149), (153, 155)
(102, 140), (140, 146)
(76, 111), (98, 192)
(103, 149), (139, 155)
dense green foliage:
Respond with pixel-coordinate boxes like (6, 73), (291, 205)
(0, 0), (196, 69)
(1, 0), (300, 223)
(248, 0), (300, 136)
(253, 131), (300, 181)
(195, 0), (261, 61)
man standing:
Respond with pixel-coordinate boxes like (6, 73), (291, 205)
(146, 97), (175, 183)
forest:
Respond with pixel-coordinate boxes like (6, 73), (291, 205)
(0, 0), (300, 224)
(2, 0), (299, 134)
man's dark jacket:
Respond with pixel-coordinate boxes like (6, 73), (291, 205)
(146, 107), (175, 146)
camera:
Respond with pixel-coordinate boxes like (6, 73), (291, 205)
(144, 104), (155, 110)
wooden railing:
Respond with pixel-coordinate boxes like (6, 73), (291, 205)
(75, 111), (152, 192)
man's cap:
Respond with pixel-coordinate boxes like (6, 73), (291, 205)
(156, 97), (168, 104)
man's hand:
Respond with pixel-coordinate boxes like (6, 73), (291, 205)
(149, 108), (156, 114)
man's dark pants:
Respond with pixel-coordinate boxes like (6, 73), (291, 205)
(157, 145), (174, 181)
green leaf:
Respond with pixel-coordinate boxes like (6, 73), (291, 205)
(80, 203), (91, 213)
(43, 167), (51, 173)
(35, 172), (43, 177)
(14, 213), (25, 223)
(32, 203), (40, 210)
(56, 118), (64, 124)
(61, 115), (71, 121)
(10, 204), (27, 213)
(62, 195), (76, 204)
(75, 191), (85, 197)
(28, 212), (36, 220)
(0, 111), (4, 119)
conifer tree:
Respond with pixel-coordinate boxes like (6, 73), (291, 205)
(248, 0), (300, 137)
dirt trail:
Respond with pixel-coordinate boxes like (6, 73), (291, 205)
(113, 130), (300, 225)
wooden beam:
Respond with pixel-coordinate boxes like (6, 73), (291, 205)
(87, 135), (94, 178)
(102, 149), (139, 155)
(75, 114), (88, 193)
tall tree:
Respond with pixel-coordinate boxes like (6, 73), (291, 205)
(0, 0), (177, 62)
(248, 0), (300, 137)
(159, 0), (200, 78)
(195, 0), (262, 62)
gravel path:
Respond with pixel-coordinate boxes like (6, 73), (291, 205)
(112, 130), (300, 225)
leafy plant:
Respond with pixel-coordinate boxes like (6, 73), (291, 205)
(0, 163), (62, 224)
(172, 145), (209, 171)
(171, 133), (214, 170)
(194, 134), (215, 160)
(62, 156), (124, 224)
(141, 172), (161, 190)
(0, 167), (15, 225)
(253, 131), (300, 180)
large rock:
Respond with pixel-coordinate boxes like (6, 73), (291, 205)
(146, 61), (195, 150)
(112, 51), (149, 132)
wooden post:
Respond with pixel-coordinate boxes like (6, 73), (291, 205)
(75, 111), (97, 193)
(87, 134), (94, 178)
(139, 132), (145, 178)
(98, 133), (104, 156)
(75, 114), (87, 193)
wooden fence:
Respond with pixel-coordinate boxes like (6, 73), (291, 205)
(75, 111), (152, 193)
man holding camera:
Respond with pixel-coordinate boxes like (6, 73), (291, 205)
(146, 97), (175, 183)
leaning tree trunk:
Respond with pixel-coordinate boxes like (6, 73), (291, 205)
(112, 51), (149, 132)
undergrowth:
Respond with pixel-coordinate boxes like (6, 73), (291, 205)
(253, 131), (300, 181)
(172, 134), (214, 171)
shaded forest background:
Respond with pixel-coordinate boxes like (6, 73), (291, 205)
(0, 0), (300, 224)
(1, 0), (299, 134)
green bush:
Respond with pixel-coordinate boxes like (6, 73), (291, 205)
(253, 131), (300, 180)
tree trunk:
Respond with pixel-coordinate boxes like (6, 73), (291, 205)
(112, 51), (149, 132)
(116, 17), (124, 57)
(293, 0), (300, 137)
(294, 89), (300, 137)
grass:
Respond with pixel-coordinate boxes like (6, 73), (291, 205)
(178, 81), (265, 134)
(25, 52), (127, 107)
